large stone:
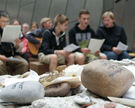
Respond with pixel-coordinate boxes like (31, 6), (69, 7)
(45, 82), (71, 97)
(81, 60), (134, 98)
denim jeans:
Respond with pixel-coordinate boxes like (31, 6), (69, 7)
(103, 51), (131, 60)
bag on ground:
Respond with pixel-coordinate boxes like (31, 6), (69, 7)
(0, 81), (45, 104)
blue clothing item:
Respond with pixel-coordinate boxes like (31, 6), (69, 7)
(26, 27), (46, 44)
(103, 51), (131, 60)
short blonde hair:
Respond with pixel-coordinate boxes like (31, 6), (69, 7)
(102, 11), (115, 20)
(54, 14), (68, 26)
(40, 17), (52, 25)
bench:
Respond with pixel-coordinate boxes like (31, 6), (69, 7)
(29, 61), (49, 75)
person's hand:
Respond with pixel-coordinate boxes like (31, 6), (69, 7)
(56, 50), (71, 57)
(15, 38), (21, 49)
(0, 55), (9, 62)
(112, 47), (122, 54)
(94, 50), (100, 55)
(81, 48), (90, 54)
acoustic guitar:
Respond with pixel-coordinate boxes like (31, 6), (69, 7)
(28, 37), (42, 56)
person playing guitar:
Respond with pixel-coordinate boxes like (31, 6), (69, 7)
(26, 17), (52, 57)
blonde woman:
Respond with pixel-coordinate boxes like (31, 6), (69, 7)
(96, 11), (130, 60)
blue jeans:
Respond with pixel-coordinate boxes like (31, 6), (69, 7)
(103, 51), (131, 60)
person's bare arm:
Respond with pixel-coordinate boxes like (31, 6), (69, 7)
(0, 55), (9, 62)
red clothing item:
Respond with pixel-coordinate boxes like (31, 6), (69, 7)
(20, 37), (29, 53)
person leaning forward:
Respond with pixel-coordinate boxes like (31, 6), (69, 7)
(0, 10), (28, 75)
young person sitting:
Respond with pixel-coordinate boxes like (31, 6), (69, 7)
(0, 10), (28, 75)
(96, 11), (130, 60)
(26, 17), (52, 57)
(38, 14), (84, 72)
(69, 9), (106, 63)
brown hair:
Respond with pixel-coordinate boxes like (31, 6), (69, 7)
(102, 11), (115, 20)
(31, 22), (39, 28)
(12, 19), (21, 25)
(0, 10), (9, 18)
(79, 9), (90, 17)
(54, 14), (68, 26)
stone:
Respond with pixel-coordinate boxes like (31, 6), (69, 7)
(81, 60), (134, 98)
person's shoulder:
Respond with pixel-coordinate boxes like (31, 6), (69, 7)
(114, 24), (125, 33)
(97, 24), (105, 31)
(69, 26), (76, 33)
(27, 28), (41, 35)
(87, 25), (95, 32)
(35, 28), (42, 32)
(69, 23), (78, 33)
(43, 28), (53, 38)
(32, 28), (43, 34)
(115, 24), (124, 30)
(99, 24), (105, 29)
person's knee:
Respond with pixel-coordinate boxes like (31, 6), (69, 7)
(104, 52), (118, 60)
(100, 55), (107, 59)
(50, 54), (58, 62)
(99, 53), (107, 59)
(20, 60), (29, 70)
(119, 51), (131, 60)
(68, 54), (74, 60)
(76, 54), (85, 64)
(66, 54), (74, 65)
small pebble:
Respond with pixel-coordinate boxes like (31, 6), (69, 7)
(104, 103), (116, 108)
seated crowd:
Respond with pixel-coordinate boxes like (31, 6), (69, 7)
(0, 9), (131, 75)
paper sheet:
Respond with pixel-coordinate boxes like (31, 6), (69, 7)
(64, 44), (80, 52)
(88, 39), (105, 53)
(116, 41), (128, 51)
(1, 25), (21, 43)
